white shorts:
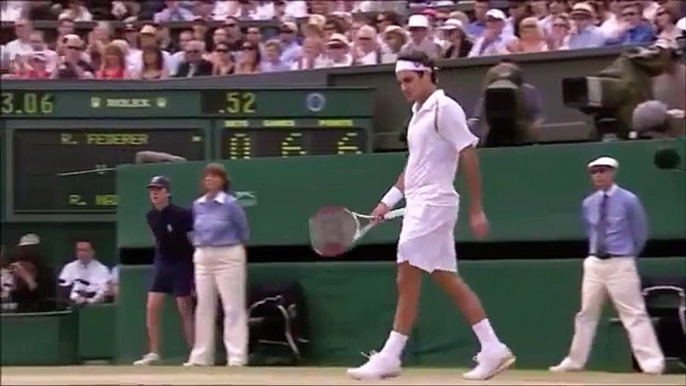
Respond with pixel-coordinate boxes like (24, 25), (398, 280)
(397, 204), (458, 273)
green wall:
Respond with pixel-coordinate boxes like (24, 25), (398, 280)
(115, 258), (685, 369)
(117, 139), (686, 248)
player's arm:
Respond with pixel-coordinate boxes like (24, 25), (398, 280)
(372, 164), (406, 222)
(459, 146), (483, 214)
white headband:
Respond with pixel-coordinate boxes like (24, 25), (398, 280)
(395, 60), (431, 74)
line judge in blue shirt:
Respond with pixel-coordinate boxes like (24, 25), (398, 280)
(185, 163), (250, 367)
(550, 157), (664, 375)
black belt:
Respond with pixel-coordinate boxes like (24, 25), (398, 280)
(596, 254), (629, 260)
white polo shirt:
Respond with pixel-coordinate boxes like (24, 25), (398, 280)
(404, 89), (478, 207)
(59, 259), (111, 300)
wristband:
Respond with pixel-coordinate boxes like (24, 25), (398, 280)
(380, 186), (403, 208)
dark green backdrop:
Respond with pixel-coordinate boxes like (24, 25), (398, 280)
(117, 139), (686, 248)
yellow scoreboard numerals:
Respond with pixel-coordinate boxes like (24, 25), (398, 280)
(225, 92), (256, 114)
(1, 92), (53, 115)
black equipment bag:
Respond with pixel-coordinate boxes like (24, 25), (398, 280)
(246, 282), (310, 366)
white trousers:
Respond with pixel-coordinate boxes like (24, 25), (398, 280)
(187, 245), (248, 365)
(565, 256), (664, 372)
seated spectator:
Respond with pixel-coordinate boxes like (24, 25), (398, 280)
(547, 14), (571, 51)
(324, 33), (353, 68)
(15, 51), (51, 79)
(235, 41), (261, 74)
(541, 0), (570, 35)
(605, 2), (656, 46)
(57, 0), (93, 22)
(96, 43), (129, 79)
(655, 6), (682, 43)
(58, 240), (111, 306)
(468, 9), (513, 57)
(110, 1), (140, 21)
(261, 39), (290, 73)
(210, 42), (235, 75)
(154, 1), (194, 23)
(324, 17), (346, 41)
(353, 25), (381, 66)
(439, 19), (473, 59)
(381, 25), (408, 63)
(404, 14), (441, 59)
(157, 25), (179, 54)
(51, 35), (95, 79)
(29, 30), (58, 73)
(507, 17), (549, 53)
(279, 22), (302, 65)
(505, 0), (533, 38)
(7, 234), (57, 313)
(599, 0), (623, 39)
(132, 25), (175, 75)
(466, 0), (489, 39)
(222, 17), (246, 55)
(174, 40), (213, 77)
(172, 29), (194, 75)
(291, 36), (327, 70)
(138, 46), (168, 80)
(302, 14), (326, 39)
(566, 3), (606, 50)
(5, 18), (33, 63)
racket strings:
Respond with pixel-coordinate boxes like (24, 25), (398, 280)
(309, 209), (358, 256)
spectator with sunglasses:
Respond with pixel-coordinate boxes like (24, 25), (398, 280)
(174, 39), (213, 78)
(235, 41), (261, 74)
(210, 42), (235, 76)
(52, 34), (94, 79)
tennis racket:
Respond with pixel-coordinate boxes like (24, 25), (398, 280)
(309, 206), (405, 257)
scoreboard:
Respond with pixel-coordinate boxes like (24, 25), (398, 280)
(1, 87), (374, 219)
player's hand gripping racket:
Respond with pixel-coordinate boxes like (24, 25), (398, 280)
(309, 206), (405, 257)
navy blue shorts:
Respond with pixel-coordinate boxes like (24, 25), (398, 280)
(150, 262), (194, 297)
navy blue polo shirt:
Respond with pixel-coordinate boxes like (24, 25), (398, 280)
(146, 204), (194, 265)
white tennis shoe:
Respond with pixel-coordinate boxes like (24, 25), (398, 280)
(133, 352), (160, 366)
(346, 351), (402, 380)
(462, 344), (516, 380)
(549, 357), (583, 372)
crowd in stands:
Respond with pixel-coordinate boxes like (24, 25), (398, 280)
(1, 0), (684, 80)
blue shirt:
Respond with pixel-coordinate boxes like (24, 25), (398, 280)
(582, 184), (648, 257)
(192, 191), (249, 247)
(146, 204), (194, 265)
(567, 26), (606, 50)
(605, 23), (655, 46)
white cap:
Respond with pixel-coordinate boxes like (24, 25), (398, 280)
(408, 14), (430, 29)
(18, 233), (40, 246)
(587, 157), (619, 169)
(485, 9), (507, 21)
(439, 19), (463, 30)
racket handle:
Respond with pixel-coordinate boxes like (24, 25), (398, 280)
(384, 207), (405, 220)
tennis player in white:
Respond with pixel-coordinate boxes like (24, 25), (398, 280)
(347, 51), (515, 381)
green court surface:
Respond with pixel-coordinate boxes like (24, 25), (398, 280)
(1, 366), (683, 385)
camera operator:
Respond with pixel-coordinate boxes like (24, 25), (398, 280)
(468, 59), (544, 146)
(6, 235), (57, 313)
(653, 38), (685, 114)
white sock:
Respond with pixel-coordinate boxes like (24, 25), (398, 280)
(379, 331), (408, 359)
(472, 319), (501, 350)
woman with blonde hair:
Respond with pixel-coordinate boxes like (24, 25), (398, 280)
(96, 42), (129, 79)
(507, 17), (549, 53)
(185, 163), (250, 367)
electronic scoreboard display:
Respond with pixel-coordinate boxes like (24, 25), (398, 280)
(12, 128), (205, 214)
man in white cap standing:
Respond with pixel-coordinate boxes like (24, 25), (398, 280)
(403, 14), (441, 59)
(550, 157), (665, 374)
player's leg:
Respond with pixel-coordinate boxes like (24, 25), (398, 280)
(551, 256), (608, 372)
(133, 268), (172, 366)
(431, 270), (515, 380)
(347, 261), (423, 380)
(605, 258), (664, 374)
(186, 248), (219, 366)
(173, 266), (195, 350)
(214, 245), (249, 366)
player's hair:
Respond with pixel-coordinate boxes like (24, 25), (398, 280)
(200, 163), (231, 193)
(397, 50), (438, 84)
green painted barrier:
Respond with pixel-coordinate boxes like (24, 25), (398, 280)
(0, 311), (78, 365)
(117, 139), (685, 248)
(114, 258), (684, 369)
(77, 304), (116, 362)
